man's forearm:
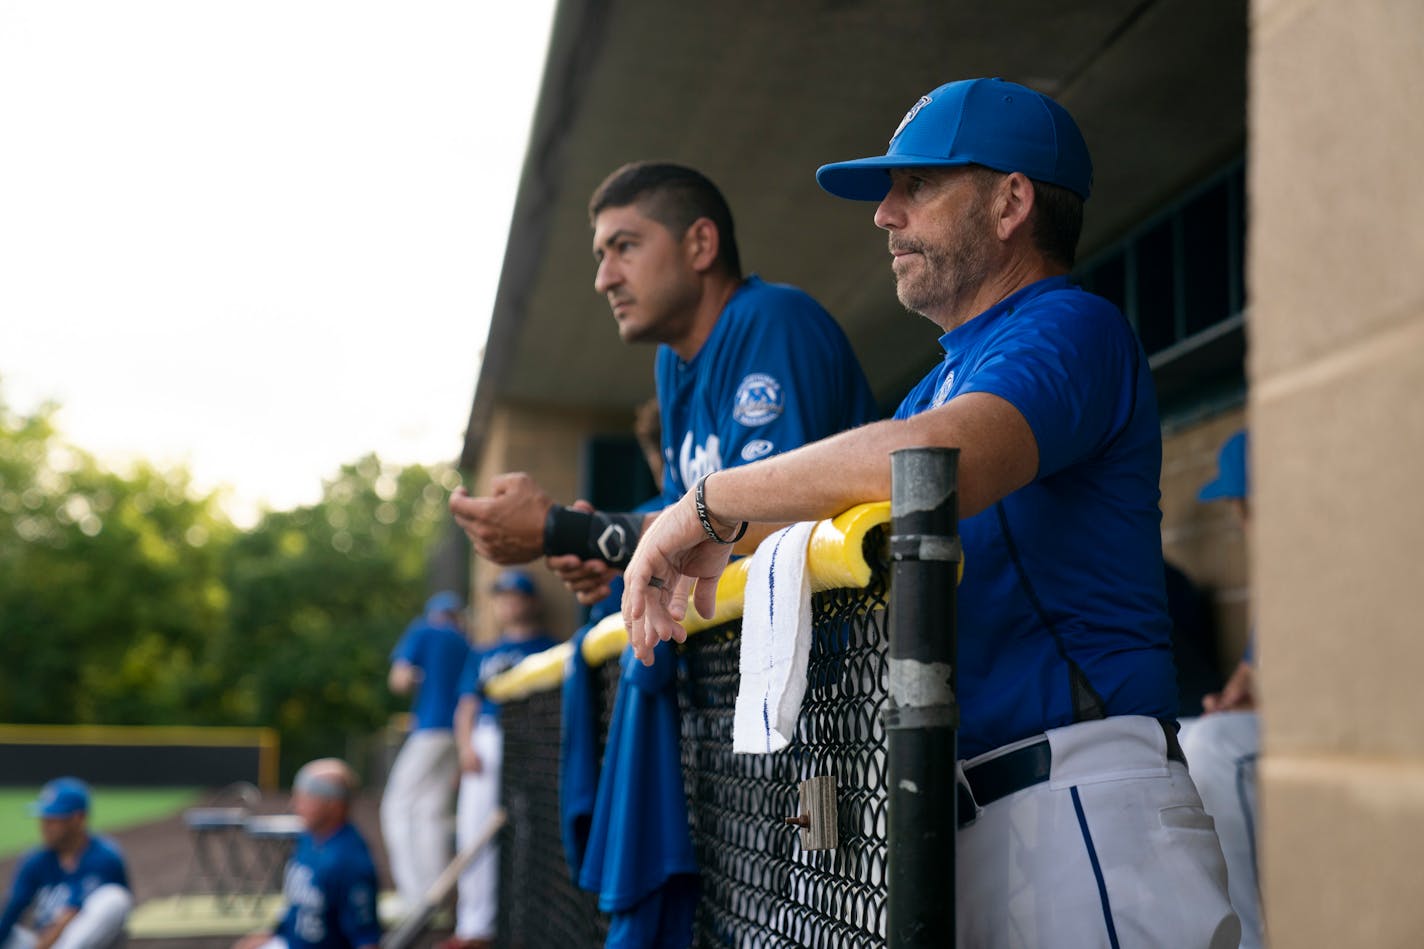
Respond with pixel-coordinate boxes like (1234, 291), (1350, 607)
(454, 696), (476, 751)
(36, 908), (77, 949)
(698, 394), (1037, 527)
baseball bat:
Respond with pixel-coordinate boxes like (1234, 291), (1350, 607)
(380, 807), (507, 949)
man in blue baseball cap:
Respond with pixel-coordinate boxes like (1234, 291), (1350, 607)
(380, 592), (471, 915)
(623, 78), (1238, 945)
(1181, 427), (1264, 948)
(0, 778), (132, 949)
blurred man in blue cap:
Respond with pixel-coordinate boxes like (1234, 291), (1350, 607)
(0, 778), (131, 949)
(380, 591), (471, 915)
(1181, 427), (1263, 948)
(442, 571), (557, 949)
(623, 77), (1238, 945)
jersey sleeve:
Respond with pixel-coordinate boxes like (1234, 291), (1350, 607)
(390, 623), (424, 665)
(955, 293), (1143, 479)
(95, 842), (129, 892)
(711, 288), (876, 469)
(0, 852), (43, 942)
(335, 862), (382, 947)
(457, 649), (482, 698)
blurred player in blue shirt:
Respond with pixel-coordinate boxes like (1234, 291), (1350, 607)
(233, 759), (380, 949)
(442, 571), (558, 949)
(379, 592), (471, 913)
(0, 778), (131, 949)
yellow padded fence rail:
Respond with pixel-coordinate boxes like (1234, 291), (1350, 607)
(483, 501), (890, 704)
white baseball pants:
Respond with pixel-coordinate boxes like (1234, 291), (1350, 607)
(956, 715), (1240, 948)
(380, 727), (458, 909)
(1179, 711), (1261, 949)
(454, 717), (503, 941)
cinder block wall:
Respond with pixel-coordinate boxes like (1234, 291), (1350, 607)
(468, 399), (632, 646)
(1162, 412), (1252, 674)
(1251, 0), (1424, 943)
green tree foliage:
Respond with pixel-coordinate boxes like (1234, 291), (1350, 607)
(0, 398), (232, 724)
(213, 455), (461, 773)
(0, 388), (463, 779)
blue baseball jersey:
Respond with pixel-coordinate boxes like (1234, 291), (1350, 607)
(893, 275), (1176, 758)
(656, 275), (879, 502)
(0, 835), (128, 942)
(459, 634), (561, 719)
(275, 823), (381, 949)
(391, 619), (471, 731)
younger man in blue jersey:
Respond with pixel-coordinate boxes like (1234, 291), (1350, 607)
(234, 759), (380, 949)
(449, 162), (877, 601)
(0, 778), (131, 949)
(379, 591), (471, 913)
(623, 79), (1239, 946)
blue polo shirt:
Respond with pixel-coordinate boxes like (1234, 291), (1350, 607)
(0, 835), (128, 942)
(276, 823), (381, 949)
(894, 275), (1176, 758)
(390, 620), (471, 732)
(657, 275), (879, 501)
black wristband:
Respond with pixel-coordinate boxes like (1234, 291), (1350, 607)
(694, 474), (748, 545)
(542, 506), (644, 569)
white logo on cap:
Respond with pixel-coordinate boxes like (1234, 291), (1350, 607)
(892, 95), (933, 144)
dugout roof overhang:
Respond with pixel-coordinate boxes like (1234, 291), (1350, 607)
(460, 0), (1247, 467)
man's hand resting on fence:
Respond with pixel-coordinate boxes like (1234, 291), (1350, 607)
(622, 488), (735, 666)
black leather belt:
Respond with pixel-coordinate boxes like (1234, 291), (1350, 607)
(956, 719), (1185, 829)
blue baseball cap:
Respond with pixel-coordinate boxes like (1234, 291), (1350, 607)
(424, 591), (463, 617)
(30, 777), (90, 817)
(816, 78), (1093, 201)
(1199, 430), (1249, 501)
(491, 570), (536, 597)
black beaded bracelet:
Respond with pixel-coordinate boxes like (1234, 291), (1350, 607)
(694, 474), (748, 545)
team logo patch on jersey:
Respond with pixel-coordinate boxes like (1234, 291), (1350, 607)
(733, 373), (784, 426)
(931, 369), (955, 409)
(740, 439), (774, 461)
(892, 95), (932, 143)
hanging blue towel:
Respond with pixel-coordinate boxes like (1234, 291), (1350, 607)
(578, 640), (699, 947)
(560, 618), (601, 882)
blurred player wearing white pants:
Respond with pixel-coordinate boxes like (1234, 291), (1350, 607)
(381, 592), (471, 912)
(441, 571), (557, 949)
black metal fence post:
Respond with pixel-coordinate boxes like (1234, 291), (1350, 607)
(885, 447), (960, 948)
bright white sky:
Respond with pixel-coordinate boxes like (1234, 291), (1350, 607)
(0, 1), (556, 526)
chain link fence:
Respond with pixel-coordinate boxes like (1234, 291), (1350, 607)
(497, 558), (890, 948)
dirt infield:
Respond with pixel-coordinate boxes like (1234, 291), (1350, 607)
(0, 791), (454, 949)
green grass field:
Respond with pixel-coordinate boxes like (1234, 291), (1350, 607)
(0, 787), (199, 859)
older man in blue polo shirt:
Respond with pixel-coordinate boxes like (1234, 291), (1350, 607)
(0, 778), (131, 949)
(623, 78), (1239, 946)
